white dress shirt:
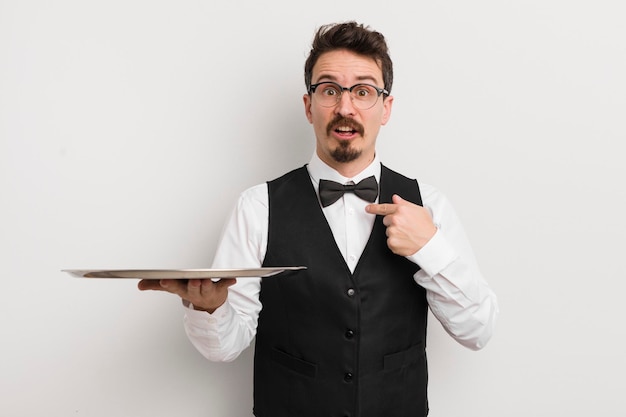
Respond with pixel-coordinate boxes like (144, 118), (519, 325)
(184, 154), (499, 362)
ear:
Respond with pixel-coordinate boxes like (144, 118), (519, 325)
(380, 95), (394, 126)
(303, 94), (313, 123)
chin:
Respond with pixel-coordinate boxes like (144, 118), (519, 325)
(331, 145), (362, 163)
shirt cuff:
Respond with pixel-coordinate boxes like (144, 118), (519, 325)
(184, 300), (235, 326)
(407, 229), (459, 279)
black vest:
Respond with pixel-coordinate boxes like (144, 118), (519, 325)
(255, 164), (429, 417)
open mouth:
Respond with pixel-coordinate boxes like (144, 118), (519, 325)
(328, 117), (364, 137)
(335, 125), (358, 136)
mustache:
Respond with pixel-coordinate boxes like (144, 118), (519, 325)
(326, 115), (364, 136)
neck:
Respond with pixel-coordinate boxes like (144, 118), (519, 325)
(317, 151), (376, 178)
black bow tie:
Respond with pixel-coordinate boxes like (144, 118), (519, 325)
(318, 176), (379, 207)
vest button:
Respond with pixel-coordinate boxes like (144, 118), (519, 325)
(347, 288), (355, 297)
(344, 372), (353, 382)
(345, 329), (355, 339)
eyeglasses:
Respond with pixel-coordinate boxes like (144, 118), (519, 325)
(308, 81), (389, 110)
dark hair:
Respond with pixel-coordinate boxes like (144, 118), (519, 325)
(304, 21), (393, 95)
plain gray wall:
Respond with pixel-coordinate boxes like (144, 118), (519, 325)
(1, 1), (625, 416)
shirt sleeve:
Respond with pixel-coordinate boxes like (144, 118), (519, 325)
(183, 184), (268, 362)
(408, 183), (499, 351)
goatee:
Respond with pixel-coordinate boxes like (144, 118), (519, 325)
(331, 141), (362, 163)
(327, 115), (364, 163)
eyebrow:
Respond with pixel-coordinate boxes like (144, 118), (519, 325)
(314, 74), (381, 85)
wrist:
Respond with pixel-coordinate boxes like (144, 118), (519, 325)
(193, 303), (218, 314)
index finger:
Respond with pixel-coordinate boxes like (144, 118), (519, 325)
(366, 203), (398, 216)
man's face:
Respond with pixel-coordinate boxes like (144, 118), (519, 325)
(303, 49), (393, 176)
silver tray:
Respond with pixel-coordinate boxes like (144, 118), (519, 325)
(62, 267), (306, 280)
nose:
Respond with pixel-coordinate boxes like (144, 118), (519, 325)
(334, 90), (357, 117)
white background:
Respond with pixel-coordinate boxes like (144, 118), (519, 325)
(1, 1), (625, 416)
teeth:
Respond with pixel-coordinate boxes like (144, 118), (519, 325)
(336, 126), (353, 132)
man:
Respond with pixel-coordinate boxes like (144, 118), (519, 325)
(139, 21), (498, 417)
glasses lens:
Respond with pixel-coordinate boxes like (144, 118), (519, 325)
(350, 84), (379, 109)
(314, 83), (341, 107)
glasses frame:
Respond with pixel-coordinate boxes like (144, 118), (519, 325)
(308, 81), (390, 110)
